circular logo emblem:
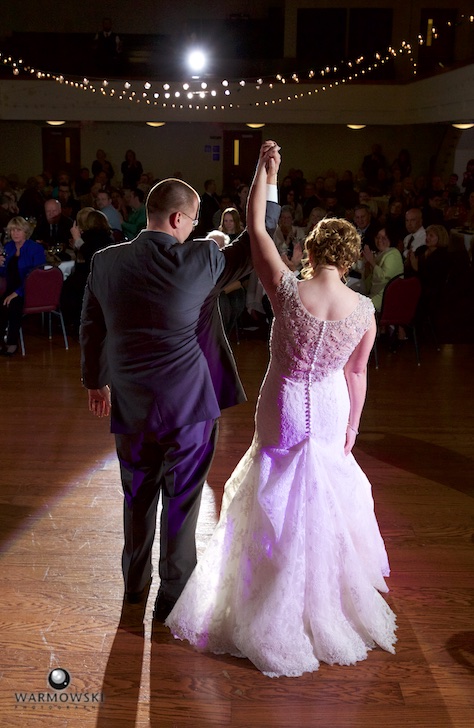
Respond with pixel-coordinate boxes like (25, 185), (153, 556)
(48, 668), (71, 690)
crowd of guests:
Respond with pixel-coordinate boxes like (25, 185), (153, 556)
(1, 144), (474, 355)
(199, 146), (474, 343)
(0, 147), (153, 351)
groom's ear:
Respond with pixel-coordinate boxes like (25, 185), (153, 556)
(169, 211), (180, 229)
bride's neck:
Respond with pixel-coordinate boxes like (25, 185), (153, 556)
(313, 265), (342, 279)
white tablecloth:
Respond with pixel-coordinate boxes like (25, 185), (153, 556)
(58, 260), (75, 280)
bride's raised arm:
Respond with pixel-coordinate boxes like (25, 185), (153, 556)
(247, 142), (286, 299)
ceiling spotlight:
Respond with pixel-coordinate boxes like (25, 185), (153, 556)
(452, 123), (474, 130)
(246, 123), (265, 129)
(146, 121), (166, 127)
(347, 124), (366, 130)
(46, 120), (66, 126)
(187, 49), (206, 73)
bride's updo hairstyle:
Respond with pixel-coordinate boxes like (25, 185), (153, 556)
(301, 217), (361, 279)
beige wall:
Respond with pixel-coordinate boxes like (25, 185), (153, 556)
(0, 119), (456, 192)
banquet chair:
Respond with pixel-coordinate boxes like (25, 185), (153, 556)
(18, 265), (69, 356)
(372, 274), (422, 368)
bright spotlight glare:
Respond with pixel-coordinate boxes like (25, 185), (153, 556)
(188, 50), (206, 73)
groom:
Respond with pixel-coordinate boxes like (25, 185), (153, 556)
(80, 142), (281, 620)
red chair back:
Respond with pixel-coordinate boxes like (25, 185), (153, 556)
(23, 266), (64, 315)
(378, 275), (422, 327)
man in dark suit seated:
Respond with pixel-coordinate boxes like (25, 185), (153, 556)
(353, 204), (380, 252)
(80, 142), (281, 621)
(33, 199), (73, 256)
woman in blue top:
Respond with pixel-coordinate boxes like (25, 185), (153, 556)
(0, 216), (46, 355)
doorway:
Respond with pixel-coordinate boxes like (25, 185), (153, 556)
(41, 126), (81, 182)
(223, 130), (262, 193)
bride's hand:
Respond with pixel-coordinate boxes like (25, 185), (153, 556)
(344, 426), (357, 455)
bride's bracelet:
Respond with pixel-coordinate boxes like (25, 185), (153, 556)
(347, 423), (359, 435)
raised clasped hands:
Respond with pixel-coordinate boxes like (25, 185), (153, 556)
(260, 140), (281, 177)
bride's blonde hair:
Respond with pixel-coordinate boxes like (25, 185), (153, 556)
(301, 217), (361, 279)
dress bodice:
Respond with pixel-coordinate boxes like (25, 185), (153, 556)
(270, 270), (374, 382)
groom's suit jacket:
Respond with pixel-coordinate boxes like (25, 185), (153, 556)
(80, 203), (279, 434)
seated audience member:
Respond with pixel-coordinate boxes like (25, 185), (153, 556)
(62, 209), (114, 331)
(0, 216), (46, 356)
(461, 159), (474, 199)
(391, 148), (412, 181)
(70, 206), (95, 253)
(459, 191), (474, 229)
(362, 143), (388, 191)
(403, 208), (426, 258)
(0, 192), (19, 240)
(358, 190), (381, 221)
(384, 200), (407, 249)
(401, 176), (417, 210)
(362, 227), (404, 311)
(281, 188), (304, 225)
(444, 173), (461, 205)
(206, 230), (246, 336)
(218, 207), (243, 241)
(235, 183), (249, 226)
(74, 168), (92, 198)
(353, 204), (380, 251)
(121, 188), (146, 239)
(121, 149), (143, 189)
(273, 205), (305, 257)
(281, 240), (304, 275)
(33, 199), (73, 255)
(57, 183), (80, 221)
(212, 193), (234, 229)
(96, 189), (123, 230)
(422, 191), (445, 228)
(322, 191), (346, 219)
(300, 182), (320, 224)
(304, 206), (326, 235)
(336, 170), (358, 211)
(110, 188), (128, 221)
(18, 177), (45, 221)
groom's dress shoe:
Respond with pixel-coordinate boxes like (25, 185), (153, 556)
(153, 592), (176, 622)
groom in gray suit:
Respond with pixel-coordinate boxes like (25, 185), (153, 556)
(80, 142), (280, 620)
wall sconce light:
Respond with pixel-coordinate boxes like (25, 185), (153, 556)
(146, 121), (166, 127)
(246, 123), (265, 129)
(46, 120), (66, 126)
(452, 123), (474, 130)
(347, 124), (366, 130)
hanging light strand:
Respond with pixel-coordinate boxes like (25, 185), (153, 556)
(0, 13), (471, 111)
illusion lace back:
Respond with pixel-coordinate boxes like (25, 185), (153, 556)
(166, 270), (397, 677)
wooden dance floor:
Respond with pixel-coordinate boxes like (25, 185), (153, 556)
(0, 321), (473, 728)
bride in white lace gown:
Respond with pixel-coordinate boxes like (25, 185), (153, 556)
(166, 143), (397, 677)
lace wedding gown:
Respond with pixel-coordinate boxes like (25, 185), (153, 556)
(166, 270), (397, 677)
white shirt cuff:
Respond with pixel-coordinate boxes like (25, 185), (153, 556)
(266, 184), (278, 203)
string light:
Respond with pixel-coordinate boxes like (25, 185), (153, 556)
(0, 13), (471, 111)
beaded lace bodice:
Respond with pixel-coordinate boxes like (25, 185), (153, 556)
(271, 270), (374, 382)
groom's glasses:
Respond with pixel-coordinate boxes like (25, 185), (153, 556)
(179, 210), (199, 228)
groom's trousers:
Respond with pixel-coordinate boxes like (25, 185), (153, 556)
(115, 418), (218, 601)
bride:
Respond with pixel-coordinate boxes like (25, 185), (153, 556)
(165, 142), (397, 678)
